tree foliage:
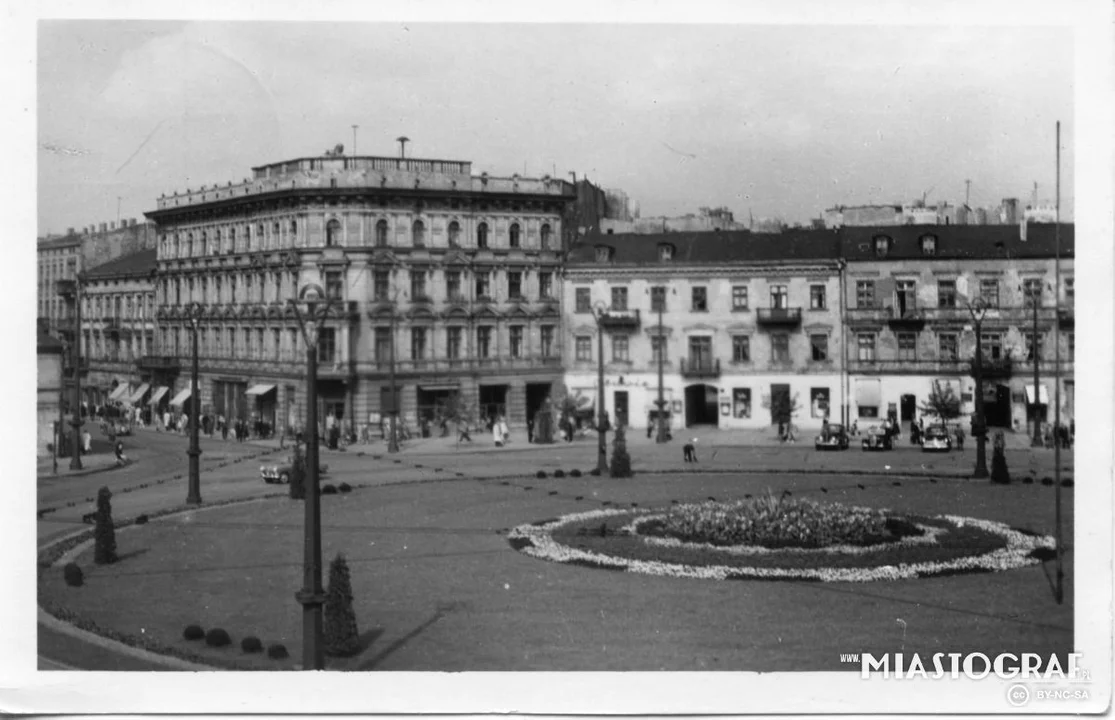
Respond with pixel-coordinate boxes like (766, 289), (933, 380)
(324, 553), (361, 657)
(919, 380), (962, 423)
(761, 392), (802, 426)
(610, 424), (633, 478)
(93, 486), (117, 565)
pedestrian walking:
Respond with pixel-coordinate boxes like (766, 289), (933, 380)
(954, 425), (965, 451)
(82, 429), (92, 454)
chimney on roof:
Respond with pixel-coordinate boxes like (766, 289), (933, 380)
(67, 227), (75, 235)
(130, 218), (137, 227)
(110, 221), (116, 230)
(99, 222), (107, 232)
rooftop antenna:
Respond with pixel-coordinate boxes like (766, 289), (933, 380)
(965, 179), (971, 208)
(921, 186), (935, 207)
(352, 125), (359, 157)
(396, 136), (410, 159)
(1032, 181), (1039, 209)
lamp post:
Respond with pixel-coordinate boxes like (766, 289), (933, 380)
(648, 286), (671, 444)
(289, 283), (335, 671)
(387, 288), (402, 453)
(592, 302), (609, 473)
(56, 278), (83, 470)
(186, 301), (204, 505)
(1053, 119), (1064, 604)
(1027, 284), (1043, 447)
(967, 297), (990, 479)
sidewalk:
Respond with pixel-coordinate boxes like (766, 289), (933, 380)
(36, 452), (121, 480)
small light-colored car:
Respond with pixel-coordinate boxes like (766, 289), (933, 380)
(814, 424), (849, 451)
(921, 425), (953, 452)
(261, 456), (329, 484)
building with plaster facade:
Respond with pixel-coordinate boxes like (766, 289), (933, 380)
(79, 248), (161, 410)
(144, 153), (574, 434)
(840, 224), (1073, 435)
(37, 327), (65, 457)
(563, 231), (845, 431)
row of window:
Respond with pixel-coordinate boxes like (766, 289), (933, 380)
(575, 284), (829, 314)
(83, 293), (155, 320)
(854, 277), (1075, 309)
(596, 235), (939, 265)
(571, 330), (1076, 365)
(154, 325), (558, 365)
(161, 268), (558, 306)
(160, 218), (556, 259)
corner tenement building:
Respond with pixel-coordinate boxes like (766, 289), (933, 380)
(143, 154), (574, 434)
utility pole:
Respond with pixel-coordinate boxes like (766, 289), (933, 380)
(1030, 285), (1043, 447)
(352, 125), (358, 157)
(1053, 120), (1064, 605)
(396, 136), (410, 160)
(965, 179), (971, 207)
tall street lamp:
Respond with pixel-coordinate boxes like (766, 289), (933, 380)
(648, 286), (671, 444)
(289, 283), (335, 671)
(186, 301), (204, 505)
(1026, 283), (1043, 447)
(56, 277), (83, 470)
(592, 301), (609, 474)
(387, 292), (400, 453)
(966, 297), (990, 479)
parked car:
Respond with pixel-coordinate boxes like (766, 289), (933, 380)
(814, 424), (850, 451)
(261, 456), (329, 484)
(921, 425), (953, 452)
(861, 426), (893, 451)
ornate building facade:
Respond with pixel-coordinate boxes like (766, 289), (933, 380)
(840, 224), (1074, 435)
(563, 231), (845, 431)
(79, 249), (160, 409)
(144, 154), (574, 434)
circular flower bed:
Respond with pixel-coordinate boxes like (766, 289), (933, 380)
(507, 497), (1056, 583)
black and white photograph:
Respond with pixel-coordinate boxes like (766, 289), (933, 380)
(4, 0), (1113, 715)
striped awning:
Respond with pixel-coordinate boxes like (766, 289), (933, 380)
(245, 384), (277, 397)
(1025, 384), (1050, 405)
(169, 388), (192, 407)
(109, 384), (130, 401)
(148, 386), (169, 405)
(126, 383), (150, 405)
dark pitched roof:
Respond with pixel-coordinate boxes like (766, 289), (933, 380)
(37, 327), (64, 353)
(84, 248), (158, 279)
(839, 223), (1073, 261)
(568, 229), (842, 266)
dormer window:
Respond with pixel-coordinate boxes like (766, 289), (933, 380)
(920, 235), (937, 256)
(658, 243), (675, 261)
(873, 235), (891, 258)
(595, 245), (614, 263)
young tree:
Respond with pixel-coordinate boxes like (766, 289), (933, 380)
(610, 424), (633, 478)
(990, 430), (1011, 484)
(323, 553), (361, 656)
(93, 486), (117, 565)
(761, 392), (802, 427)
(437, 394), (476, 448)
(919, 380), (962, 425)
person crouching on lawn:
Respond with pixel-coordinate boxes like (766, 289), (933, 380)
(683, 438), (698, 463)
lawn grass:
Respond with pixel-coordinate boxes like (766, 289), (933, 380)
(38, 472), (1074, 671)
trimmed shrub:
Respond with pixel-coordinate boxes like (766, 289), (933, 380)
(990, 433), (1011, 484)
(1022, 477), (1034, 485)
(1041, 476), (1054, 486)
(609, 425), (633, 478)
(324, 553), (361, 657)
(536, 470), (547, 479)
(93, 486), (118, 565)
(1062, 478), (1074, 488)
(321, 484), (338, 495)
(135, 514), (149, 525)
(589, 468), (601, 477)
(338, 482), (352, 493)
(570, 469), (582, 478)
(267, 643), (289, 660)
(241, 636), (264, 654)
(63, 562), (84, 587)
(205, 628), (232, 647)
(183, 624), (205, 641)
(554, 469), (566, 478)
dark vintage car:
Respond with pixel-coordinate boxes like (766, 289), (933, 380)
(861, 426), (894, 451)
(261, 456), (329, 484)
(921, 425), (953, 452)
(814, 424), (849, 451)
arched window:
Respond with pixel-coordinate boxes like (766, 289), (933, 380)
(326, 219), (342, 247)
(509, 222), (521, 248)
(375, 219), (388, 247)
(477, 221), (489, 248)
(540, 223), (552, 249)
(228, 228), (236, 254)
(412, 220), (426, 247)
(201, 231), (208, 255)
(186, 233), (194, 257)
(448, 220), (461, 247)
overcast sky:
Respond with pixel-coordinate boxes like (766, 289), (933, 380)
(37, 20), (1074, 235)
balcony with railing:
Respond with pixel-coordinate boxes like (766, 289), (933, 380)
(680, 357), (721, 379)
(972, 356), (1013, 379)
(756, 307), (802, 327)
(598, 308), (641, 331)
(135, 354), (181, 371)
(1057, 307), (1074, 328)
(887, 306), (926, 330)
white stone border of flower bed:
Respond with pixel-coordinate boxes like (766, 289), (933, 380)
(508, 508), (1056, 583)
